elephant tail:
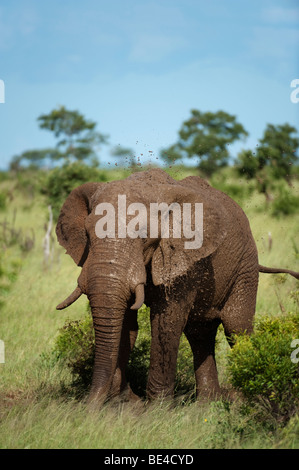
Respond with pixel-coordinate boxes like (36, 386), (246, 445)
(259, 264), (299, 280)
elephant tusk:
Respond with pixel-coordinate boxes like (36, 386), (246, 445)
(130, 283), (145, 310)
(56, 286), (83, 310)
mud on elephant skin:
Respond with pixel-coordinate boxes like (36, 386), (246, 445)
(55, 168), (299, 405)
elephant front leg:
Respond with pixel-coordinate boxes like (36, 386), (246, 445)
(146, 303), (188, 400)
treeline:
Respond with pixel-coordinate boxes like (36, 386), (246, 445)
(2, 105), (299, 219)
(9, 106), (299, 179)
(161, 109), (299, 203)
(9, 105), (133, 171)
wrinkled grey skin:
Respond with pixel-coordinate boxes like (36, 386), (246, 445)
(55, 169), (299, 405)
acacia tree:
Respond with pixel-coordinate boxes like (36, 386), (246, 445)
(37, 106), (108, 165)
(161, 110), (248, 177)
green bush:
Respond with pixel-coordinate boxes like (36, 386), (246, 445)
(271, 185), (299, 216)
(126, 305), (151, 397)
(0, 253), (23, 306)
(14, 168), (47, 199)
(0, 171), (9, 183)
(175, 335), (195, 396)
(210, 173), (255, 207)
(41, 162), (108, 220)
(53, 306), (95, 389)
(228, 313), (299, 422)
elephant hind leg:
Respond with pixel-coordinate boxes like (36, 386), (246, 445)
(184, 318), (221, 400)
(220, 263), (259, 346)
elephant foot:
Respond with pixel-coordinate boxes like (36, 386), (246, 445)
(86, 379), (142, 410)
(86, 392), (107, 411)
(195, 383), (224, 404)
(104, 387), (144, 414)
(197, 391), (221, 404)
(116, 385), (142, 404)
(85, 382), (112, 409)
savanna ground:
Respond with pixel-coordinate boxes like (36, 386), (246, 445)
(0, 165), (298, 449)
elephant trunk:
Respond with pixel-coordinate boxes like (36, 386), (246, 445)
(86, 240), (146, 404)
(88, 303), (124, 403)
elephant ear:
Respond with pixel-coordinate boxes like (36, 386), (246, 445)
(56, 182), (102, 266)
(151, 185), (228, 286)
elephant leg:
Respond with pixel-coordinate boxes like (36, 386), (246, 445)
(184, 318), (221, 400)
(110, 307), (139, 400)
(220, 262), (259, 345)
(147, 302), (189, 400)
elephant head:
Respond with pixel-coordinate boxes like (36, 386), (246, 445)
(55, 169), (226, 404)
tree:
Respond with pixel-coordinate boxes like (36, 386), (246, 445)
(235, 149), (272, 201)
(37, 106), (108, 164)
(9, 148), (62, 171)
(161, 110), (248, 177)
(42, 161), (108, 220)
(235, 149), (259, 180)
(257, 123), (299, 185)
(236, 123), (299, 201)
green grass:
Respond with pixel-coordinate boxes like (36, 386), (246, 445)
(1, 396), (293, 449)
(0, 166), (298, 449)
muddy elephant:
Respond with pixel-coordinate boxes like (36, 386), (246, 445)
(55, 168), (299, 405)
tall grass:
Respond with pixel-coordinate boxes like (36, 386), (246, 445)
(1, 396), (289, 449)
(0, 168), (298, 449)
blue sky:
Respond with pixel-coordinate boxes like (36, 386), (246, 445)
(0, 0), (298, 170)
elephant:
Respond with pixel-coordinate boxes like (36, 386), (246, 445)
(55, 168), (299, 405)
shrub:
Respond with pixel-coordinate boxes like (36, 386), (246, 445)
(228, 313), (299, 422)
(53, 306), (95, 389)
(175, 335), (195, 396)
(210, 173), (255, 207)
(0, 171), (9, 183)
(0, 211), (35, 252)
(126, 305), (151, 397)
(41, 162), (108, 220)
(219, 183), (248, 204)
(0, 253), (23, 305)
(14, 168), (47, 199)
(271, 185), (299, 217)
